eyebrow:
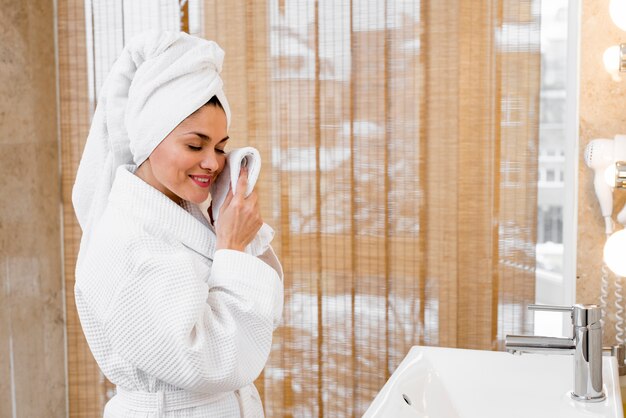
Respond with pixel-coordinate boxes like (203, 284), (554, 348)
(184, 132), (229, 143)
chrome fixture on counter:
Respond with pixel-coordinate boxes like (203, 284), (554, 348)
(606, 344), (626, 376)
(505, 304), (605, 402)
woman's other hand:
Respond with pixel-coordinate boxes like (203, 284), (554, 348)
(215, 167), (263, 251)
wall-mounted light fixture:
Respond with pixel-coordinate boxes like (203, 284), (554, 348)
(603, 0), (626, 80)
(610, 0), (626, 31)
(603, 43), (626, 80)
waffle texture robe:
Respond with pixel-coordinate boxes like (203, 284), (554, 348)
(75, 165), (284, 417)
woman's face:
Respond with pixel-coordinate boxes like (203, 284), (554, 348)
(137, 104), (228, 205)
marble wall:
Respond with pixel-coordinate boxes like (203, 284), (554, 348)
(578, 0), (626, 344)
(0, 1), (67, 416)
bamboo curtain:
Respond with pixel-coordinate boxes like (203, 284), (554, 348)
(57, 0), (102, 415)
(58, 0), (540, 416)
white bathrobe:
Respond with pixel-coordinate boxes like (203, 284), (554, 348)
(75, 165), (284, 417)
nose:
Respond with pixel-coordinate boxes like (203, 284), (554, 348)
(200, 150), (220, 172)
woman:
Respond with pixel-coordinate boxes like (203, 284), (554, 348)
(72, 31), (283, 417)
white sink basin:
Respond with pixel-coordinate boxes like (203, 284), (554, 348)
(363, 346), (623, 418)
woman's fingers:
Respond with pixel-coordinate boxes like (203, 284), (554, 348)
(214, 166), (263, 251)
(235, 167), (248, 200)
(221, 187), (234, 210)
(219, 167), (250, 214)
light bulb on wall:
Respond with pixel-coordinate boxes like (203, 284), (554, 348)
(610, 0), (626, 31)
(605, 229), (626, 276)
(604, 45), (623, 81)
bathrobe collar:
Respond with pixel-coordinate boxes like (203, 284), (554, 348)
(108, 165), (215, 258)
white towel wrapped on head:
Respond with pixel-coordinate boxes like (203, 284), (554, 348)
(72, 30), (231, 249)
(199, 147), (274, 256)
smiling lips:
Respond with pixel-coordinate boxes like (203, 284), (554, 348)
(189, 174), (212, 188)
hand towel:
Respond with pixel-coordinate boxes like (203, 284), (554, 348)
(72, 30), (231, 249)
(199, 147), (274, 256)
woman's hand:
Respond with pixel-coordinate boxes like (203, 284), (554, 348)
(215, 167), (263, 251)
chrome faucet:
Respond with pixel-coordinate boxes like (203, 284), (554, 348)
(505, 304), (605, 402)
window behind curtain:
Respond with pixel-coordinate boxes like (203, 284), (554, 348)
(58, 0), (541, 416)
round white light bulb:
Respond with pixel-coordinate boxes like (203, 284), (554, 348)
(603, 46), (622, 81)
(610, 0), (626, 31)
(604, 229), (626, 276)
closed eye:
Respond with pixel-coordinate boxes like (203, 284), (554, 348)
(187, 145), (202, 151)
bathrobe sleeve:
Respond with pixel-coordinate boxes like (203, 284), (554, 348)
(257, 245), (284, 329)
(103, 246), (283, 393)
